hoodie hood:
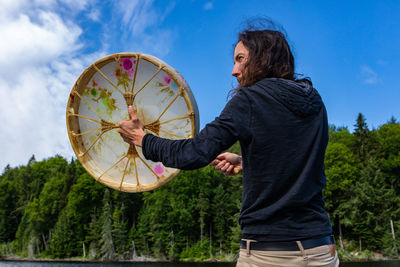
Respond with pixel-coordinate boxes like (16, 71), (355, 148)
(257, 78), (323, 117)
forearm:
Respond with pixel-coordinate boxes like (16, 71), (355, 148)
(142, 118), (240, 169)
(142, 134), (215, 169)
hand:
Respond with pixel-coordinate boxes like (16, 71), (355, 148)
(118, 106), (146, 147)
(210, 152), (242, 176)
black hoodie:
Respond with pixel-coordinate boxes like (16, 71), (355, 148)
(143, 78), (332, 241)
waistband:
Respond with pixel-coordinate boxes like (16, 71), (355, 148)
(240, 235), (335, 251)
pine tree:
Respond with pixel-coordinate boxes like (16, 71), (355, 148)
(2, 164), (11, 175)
(353, 113), (370, 162)
(27, 155), (36, 166)
(388, 116), (398, 125)
(112, 204), (128, 259)
(85, 210), (101, 259)
(60, 158), (76, 209)
(47, 209), (74, 258)
(99, 189), (115, 260)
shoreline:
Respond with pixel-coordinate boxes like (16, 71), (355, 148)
(0, 255), (235, 263)
(1, 255), (400, 263)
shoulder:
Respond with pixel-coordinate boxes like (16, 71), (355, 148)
(216, 88), (253, 127)
(231, 79), (276, 102)
(224, 87), (252, 112)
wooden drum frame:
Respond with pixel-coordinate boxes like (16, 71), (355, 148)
(66, 53), (199, 192)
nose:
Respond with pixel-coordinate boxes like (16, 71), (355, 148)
(232, 64), (240, 77)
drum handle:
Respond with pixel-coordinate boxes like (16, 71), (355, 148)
(233, 166), (242, 175)
(212, 160), (242, 175)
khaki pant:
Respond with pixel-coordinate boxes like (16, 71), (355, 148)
(236, 242), (339, 267)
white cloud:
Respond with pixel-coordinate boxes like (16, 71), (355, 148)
(87, 7), (101, 22)
(119, 0), (155, 37)
(0, 0), (175, 171)
(360, 65), (378, 85)
(0, 12), (81, 74)
(0, 0), (103, 170)
(59, 0), (90, 11)
(203, 2), (213, 10)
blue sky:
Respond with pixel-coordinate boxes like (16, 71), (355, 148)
(0, 0), (399, 170)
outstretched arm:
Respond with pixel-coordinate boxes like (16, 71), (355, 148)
(118, 89), (250, 170)
(210, 152), (242, 176)
(117, 106), (240, 170)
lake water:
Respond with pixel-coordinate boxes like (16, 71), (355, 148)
(1, 261), (400, 267)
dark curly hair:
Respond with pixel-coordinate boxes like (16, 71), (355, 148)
(235, 18), (311, 89)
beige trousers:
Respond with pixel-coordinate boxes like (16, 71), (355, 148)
(236, 242), (339, 267)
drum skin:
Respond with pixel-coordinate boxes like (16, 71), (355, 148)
(66, 53), (199, 192)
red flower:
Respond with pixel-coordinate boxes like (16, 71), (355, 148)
(164, 75), (171, 85)
(122, 58), (133, 70)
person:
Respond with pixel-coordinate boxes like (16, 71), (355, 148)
(118, 19), (339, 267)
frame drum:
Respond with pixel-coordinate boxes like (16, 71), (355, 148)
(66, 53), (199, 192)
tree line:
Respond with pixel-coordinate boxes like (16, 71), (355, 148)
(0, 113), (399, 261)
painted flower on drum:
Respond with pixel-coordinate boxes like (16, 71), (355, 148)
(154, 163), (165, 175)
(164, 75), (171, 85)
(156, 75), (175, 103)
(156, 75), (172, 87)
(116, 57), (137, 89)
(122, 57), (133, 70)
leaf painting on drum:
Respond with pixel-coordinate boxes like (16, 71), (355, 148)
(155, 75), (180, 104)
(82, 79), (118, 118)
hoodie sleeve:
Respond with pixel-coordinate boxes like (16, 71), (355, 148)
(142, 89), (251, 170)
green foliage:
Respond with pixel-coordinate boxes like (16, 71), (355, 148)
(0, 179), (18, 242)
(1, 116), (400, 260)
(47, 209), (75, 258)
(324, 115), (400, 258)
(132, 166), (242, 260)
(179, 239), (212, 261)
(46, 171), (105, 258)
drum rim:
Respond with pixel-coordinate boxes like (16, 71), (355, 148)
(66, 52), (199, 192)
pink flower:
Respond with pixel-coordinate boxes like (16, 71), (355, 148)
(122, 58), (133, 71)
(127, 69), (134, 79)
(154, 164), (165, 175)
(163, 75), (171, 85)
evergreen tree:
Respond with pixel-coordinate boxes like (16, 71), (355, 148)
(112, 204), (128, 259)
(60, 158), (77, 208)
(388, 116), (398, 125)
(85, 209), (101, 259)
(353, 113), (371, 162)
(48, 209), (74, 258)
(99, 189), (115, 260)
(2, 164), (11, 175)
(27, 155), (36, 166)
(211, 183), (228, 254)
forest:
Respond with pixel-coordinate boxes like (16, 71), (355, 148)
(0, 113), (399, 261)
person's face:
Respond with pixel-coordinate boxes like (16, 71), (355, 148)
(232, 41), (249, 83)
